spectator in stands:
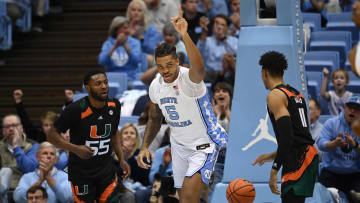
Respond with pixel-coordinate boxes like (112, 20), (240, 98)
(26, 185), (48, 203)
(32, 0), (47, 32)
(181, 0), (208, 44)
(0, 166), (12, 203)
(0, 114), (36, 190)
(301, 0), (329, 26)
(13, 89), (56, 143)
(197, 14), (238, 83)
(63, 89), (74, 108)
(150, 176), (179, 203)
(135, 143), (172, 203)
(320, 67), (353, 115)
(309, 98), (324, 142)
(98, 16), (142, 80)
(13, 142), (73, 203)
(197, 0), (228, 19)
(228, 0), (240, 38)
(120, 123), (150, 187)
(212, 53), (236, 87)
(126, 0), (162, 71)
(339, 0), (354, 12)
(309, 98), (324, 158)
(143, 0), (178, 32)
(211, 82), (232, 199)
(316, 95), (360, 203)
(212, 82), (233, 133)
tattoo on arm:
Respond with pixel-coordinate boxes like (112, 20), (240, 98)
(142, 104), (164, 149)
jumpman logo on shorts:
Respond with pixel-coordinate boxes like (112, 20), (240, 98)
(242, 112), (277, 151)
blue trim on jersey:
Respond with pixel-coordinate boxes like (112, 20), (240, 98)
(196, 94), (228, 147)
(200, 147), (219, 185)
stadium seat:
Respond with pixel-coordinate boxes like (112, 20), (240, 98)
(119, 116), (139, 129)
(0, 1), (12, 50)
(326, 12), (359, 46)
(15, 0), (32, 32)
(304, 51), (340, 72)
(302, 12), (321, 32)
(106, 72), (128, 96)
(309, 31), (352, 68)
(319, 97), (330, 115)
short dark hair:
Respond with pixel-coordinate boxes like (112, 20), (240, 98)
(26, 185), (48, 199)
(259, 51), (288, 77)
(309, 98), (321, 111)
(214, 14), (231, 27)
(83, 70), (106, 86)
(155, 43), (178, 59)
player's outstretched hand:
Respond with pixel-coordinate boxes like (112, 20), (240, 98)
(170, 7), (188, 37)
(137, 148), (151, 169)
(74, 145), (94, 159)
(120, 160), (131, 179)
(252, 153), (274, 166)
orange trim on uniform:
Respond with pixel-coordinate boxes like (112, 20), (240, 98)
(280, 88), (304, 99)
(90, 125), (100, 139)
(281, 145), (318, 183)
(98, 178), (117, 203)
(81, 107), (93, 119)
(108, 102), (116, 107)
(70, 182), (85, 203)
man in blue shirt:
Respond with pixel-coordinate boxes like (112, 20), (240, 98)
(197, 14), (237, 82)
(316, 95), (360, 203)
(14, 142), (73, 203)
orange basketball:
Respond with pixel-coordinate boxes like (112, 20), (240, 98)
(226, 178), (256, 203)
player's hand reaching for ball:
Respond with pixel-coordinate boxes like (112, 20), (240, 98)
(170, 7), (188, 37)
(137, 148), (151, 169)
(74, 145), (94, 159)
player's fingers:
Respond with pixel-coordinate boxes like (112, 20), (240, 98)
(178, 7), (183, 18)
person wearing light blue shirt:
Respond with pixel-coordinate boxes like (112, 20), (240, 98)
(13, 142), (72, 203)
(98, 16), (142, 81)
(316, 95), (360, 203)
(197, 14), (237, 82)
(197, 0), (228, 19)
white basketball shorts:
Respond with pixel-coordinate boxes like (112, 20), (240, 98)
(171, 142), (219, 188)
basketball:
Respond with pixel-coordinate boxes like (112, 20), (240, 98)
(226, 178), (256, 203)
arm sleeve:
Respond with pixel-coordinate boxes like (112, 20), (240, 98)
(316, 119), (335, 151)
(15, 102), (46, 143)
(272, 116), (294, 171)
(55, 151), (68, 170)
(179, 68), (207, 97)
(98, 40), (113, 67)
(54, 104), (78, 134)
(14, 144), (39, 173)
(50, 173), (73, 202)
(13, 175), (31, 203)
(142, 25), (162, 54)
(127, 38), (142, 66)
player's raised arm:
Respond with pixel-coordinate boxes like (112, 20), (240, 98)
(171, 7), (206, 83)
(137, 102), (164, 169)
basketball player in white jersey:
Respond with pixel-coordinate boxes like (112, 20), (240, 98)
(137, 7), (228, 203)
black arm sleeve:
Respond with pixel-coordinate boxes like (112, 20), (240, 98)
(15, 102), (46, 143)
(272, 116), (294, 171)
(54, 103), (79, 134)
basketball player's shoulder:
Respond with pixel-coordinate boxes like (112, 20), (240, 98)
(107, 98), (121, 112)
(65, 97), (87, 114)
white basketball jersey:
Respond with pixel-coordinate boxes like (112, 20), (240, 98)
(149, 66), (227, 151)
